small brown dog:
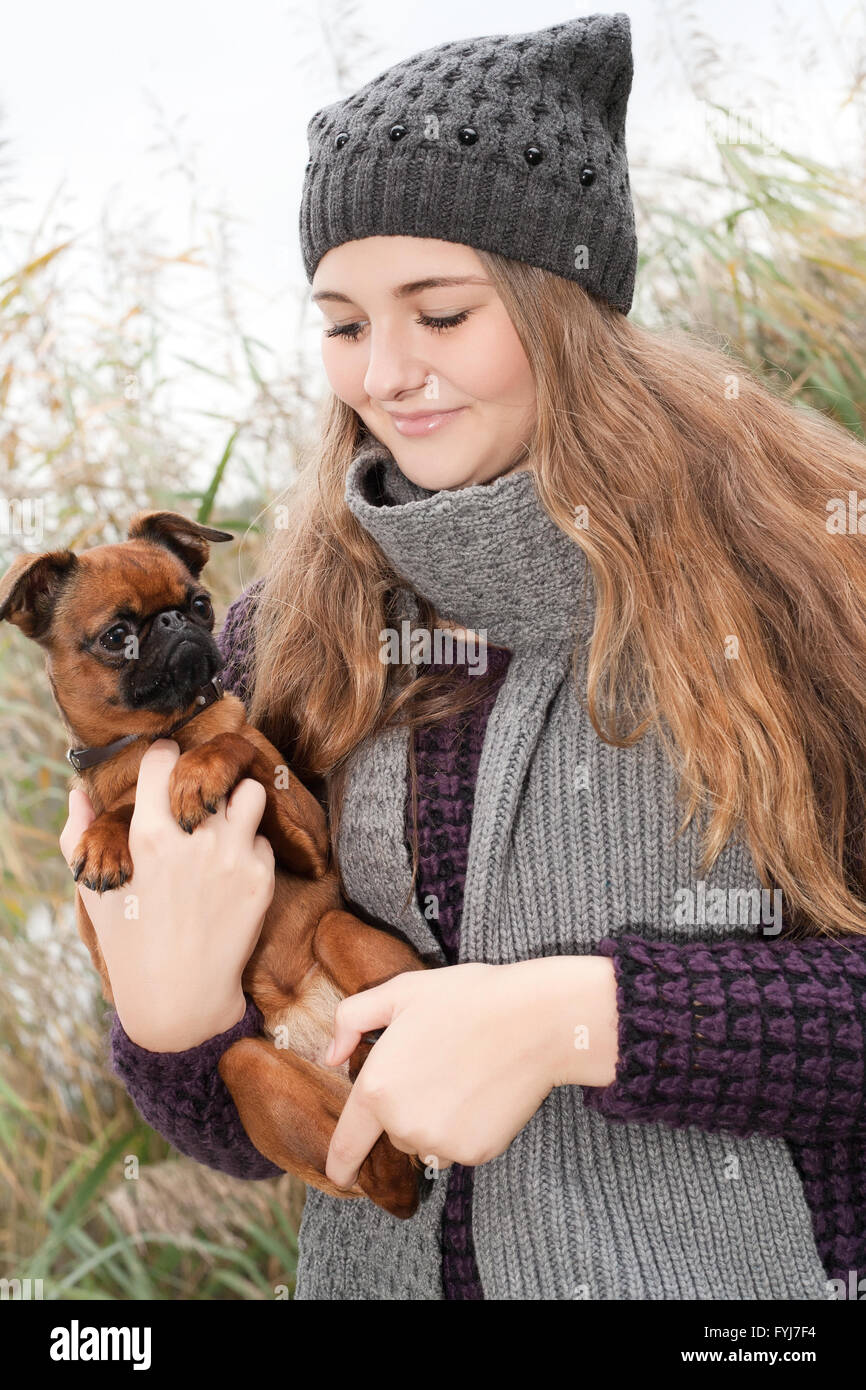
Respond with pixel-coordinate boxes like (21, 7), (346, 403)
(0, 511), (426, 1218)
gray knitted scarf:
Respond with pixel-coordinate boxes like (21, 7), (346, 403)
(293, 436), (830, 1301)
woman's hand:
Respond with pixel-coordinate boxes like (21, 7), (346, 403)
(323, 954), (618, 1189)
(59, 738), (276, 1052)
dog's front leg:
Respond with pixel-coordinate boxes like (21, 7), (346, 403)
(168, 732), (257, 832)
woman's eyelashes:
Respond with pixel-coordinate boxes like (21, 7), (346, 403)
(324, 309), (472, 342)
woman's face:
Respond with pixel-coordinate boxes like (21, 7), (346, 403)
(311, 236), (536, 489)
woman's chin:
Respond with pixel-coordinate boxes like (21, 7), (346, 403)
(395, 460), (480, 492)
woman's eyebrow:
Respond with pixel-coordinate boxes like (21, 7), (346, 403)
(311, 274), (491, 306)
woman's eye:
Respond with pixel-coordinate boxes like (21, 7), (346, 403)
(324, 309), (471, 342)
(325, 320), (365, 341)
(417, 310), (471, 333)
(100, 623), (130, 651)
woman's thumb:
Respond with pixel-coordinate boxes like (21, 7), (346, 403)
(59, 787), (96, 868)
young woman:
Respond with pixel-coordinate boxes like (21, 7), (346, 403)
(61, 14), (866, 1300)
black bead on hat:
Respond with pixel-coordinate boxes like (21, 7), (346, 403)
(298, 12), (638, 315)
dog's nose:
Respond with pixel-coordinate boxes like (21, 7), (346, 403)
(157, 609), (187, 632)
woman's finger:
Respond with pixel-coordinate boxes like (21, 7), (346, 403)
(325, 978), (404, 1068)
(224, 777), (267, 842)
(59, 787), (96, 867)
(130, 739), (181, 833)
(325, 1081), (387, 1190)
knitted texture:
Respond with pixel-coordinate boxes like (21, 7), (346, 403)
(215, 576), (264, 710)
(107, 552), (866, 1297)
(299, 13), (638, 315)
(583, 933), (866, 1285)
(410, 643), (513, 1299)
(583, 935), (866, 1140)
(108, 996), (282, 1181)
(293, 438), (836, 1300)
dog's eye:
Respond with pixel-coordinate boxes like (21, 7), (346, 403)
(100, 623), (131, 651)
(191, 595), (213, 620)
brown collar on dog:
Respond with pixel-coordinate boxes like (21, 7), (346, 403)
(66, 673), (226, 773)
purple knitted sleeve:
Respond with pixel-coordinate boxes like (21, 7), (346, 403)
(109, 997), (282, 1179)
(215, 576), (265, 710)
(107, 580), (281, 1180)
(582, 933), (866, 1141)
(583, 933), (866, 1284)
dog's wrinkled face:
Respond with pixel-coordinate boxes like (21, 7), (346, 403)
(59, 543), (224, 716)
(0, 511), (234, 738)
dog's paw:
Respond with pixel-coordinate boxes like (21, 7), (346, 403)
(71, 823), (134, 893)
(168, 751), (238, 833)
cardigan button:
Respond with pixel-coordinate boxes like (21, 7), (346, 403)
(334, 131), (350, 149)
(524, 145), (543, 166)
(389, 123), (408, 141)
(579, 165), (596, 186)
(457, 126), (478, 145)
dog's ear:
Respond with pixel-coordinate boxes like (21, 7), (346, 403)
(0, 549), (79, 641)
(127, 511), (234, 578)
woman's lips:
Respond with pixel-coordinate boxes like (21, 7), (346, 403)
(389, 407), (466, 437)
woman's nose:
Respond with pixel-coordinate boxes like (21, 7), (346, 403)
(362, 329), (429, 402)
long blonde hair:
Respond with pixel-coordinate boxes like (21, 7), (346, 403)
(249, 249), (866, 938)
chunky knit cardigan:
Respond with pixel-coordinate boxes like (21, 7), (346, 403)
(411, 643), (513, 1298)
(109, 445), (866, 1299)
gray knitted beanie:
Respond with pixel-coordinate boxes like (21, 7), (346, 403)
(298, 12), (638, 315)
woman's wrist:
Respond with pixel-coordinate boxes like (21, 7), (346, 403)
(516, 954), (618, 1090)
(117, 988), (248, 1053)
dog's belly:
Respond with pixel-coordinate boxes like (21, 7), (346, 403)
(264, 967), (350, 1077)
